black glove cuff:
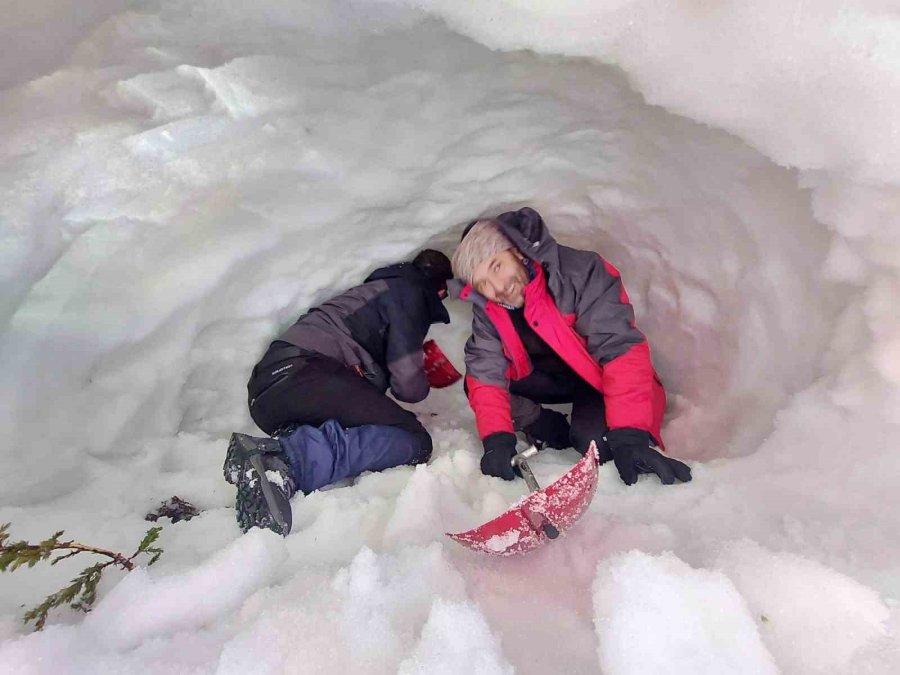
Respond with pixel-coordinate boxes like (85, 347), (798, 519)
(482, 431), (517, 456)
(605, 427), (652, 451)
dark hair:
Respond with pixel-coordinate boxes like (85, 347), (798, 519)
(412, 249), (453, 294)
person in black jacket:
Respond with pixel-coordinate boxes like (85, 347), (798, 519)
(224, 249), (453, 536)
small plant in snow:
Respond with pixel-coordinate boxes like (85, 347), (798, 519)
(0, 522), (164, 630)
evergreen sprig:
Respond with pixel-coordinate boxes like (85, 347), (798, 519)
(0, 523), (164, 630)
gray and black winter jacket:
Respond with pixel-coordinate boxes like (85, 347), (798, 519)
(275, 263), (450, 403)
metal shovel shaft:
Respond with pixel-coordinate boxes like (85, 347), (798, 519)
(517, 459), (542, 493)
(511, 445), (560, 539)
(512, 445), (541, 492)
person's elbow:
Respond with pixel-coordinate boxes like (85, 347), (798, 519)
(391, 378), (429, 403)
(387, 352), (430, 402)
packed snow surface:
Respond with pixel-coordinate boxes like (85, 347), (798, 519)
(2, 1), (899, 673)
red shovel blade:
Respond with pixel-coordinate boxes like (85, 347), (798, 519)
(447, 442), (600, 556)
(423, 339), (462, 388)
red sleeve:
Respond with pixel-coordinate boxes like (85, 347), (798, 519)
(602, 342), (666, 447)
(466, 375), (515, 439)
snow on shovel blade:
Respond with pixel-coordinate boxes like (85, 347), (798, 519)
(447, 442), (600, 556)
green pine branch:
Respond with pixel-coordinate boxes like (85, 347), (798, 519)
(0, 523), (164, 630)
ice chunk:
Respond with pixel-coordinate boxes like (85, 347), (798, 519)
(108, 69), (211, 122)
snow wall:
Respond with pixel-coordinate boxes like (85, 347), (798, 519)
(1, 1), (898, 673)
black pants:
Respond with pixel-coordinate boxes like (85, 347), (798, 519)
(247, 344), (432, 459)
(509, 368), (611, 460)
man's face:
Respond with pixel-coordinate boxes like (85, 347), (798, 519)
(471, 248), (530, 308)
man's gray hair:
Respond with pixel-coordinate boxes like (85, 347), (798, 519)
(451, 219), (516, 285)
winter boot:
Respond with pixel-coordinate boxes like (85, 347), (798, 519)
(224, 432), (296, 536)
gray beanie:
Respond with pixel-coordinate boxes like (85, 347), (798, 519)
(451, 220), (515, 285)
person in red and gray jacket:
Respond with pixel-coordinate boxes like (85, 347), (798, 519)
(451, 207), (691, 486)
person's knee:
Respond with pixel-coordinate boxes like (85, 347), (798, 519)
(569, 426), (590, 455)
(510, 395), (542, 430)
(394, 413), (432, 462)
(388, 425), (432, 465)
(570, 425), (611, 461)
(410, 425), (433, 463)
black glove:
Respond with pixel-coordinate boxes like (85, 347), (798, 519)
(605, 428), (692, 486)
(523, 408), (571, 450)
(480, 432), (520, 481)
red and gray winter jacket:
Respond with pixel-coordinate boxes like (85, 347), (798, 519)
(458, 207), (666, 445)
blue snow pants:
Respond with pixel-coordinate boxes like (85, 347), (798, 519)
(278, 420), (423, 494)
(247, 345), (432, 494)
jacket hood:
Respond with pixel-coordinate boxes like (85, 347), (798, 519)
(494, 206), (560, 266)
(364, 262), (421, 283)
(365, 263), (450, 325)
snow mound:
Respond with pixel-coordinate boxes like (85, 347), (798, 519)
(398, 599), (513, 675)
(86, 528), (288, 649)
(592, 550), (778, 675)
(716, 539), (890, 674)
(217, 544), (472, 674)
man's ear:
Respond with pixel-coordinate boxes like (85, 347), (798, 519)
(511, 248), (527, 263)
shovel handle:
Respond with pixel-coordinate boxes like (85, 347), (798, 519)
(512, 444), (540, 464)
(512, 446), (560, 539)
(512, 445), (541, 493)
(516, 458), (542, 494)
